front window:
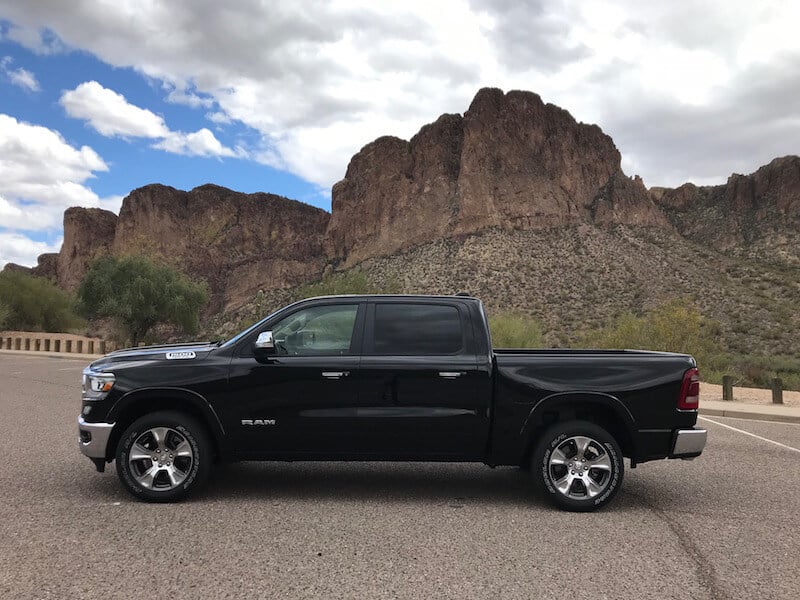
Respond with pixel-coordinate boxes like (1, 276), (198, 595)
(271, 304), (359, 356)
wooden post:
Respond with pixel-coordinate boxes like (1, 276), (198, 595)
(722, 375), (733, 401)
(772, 378), (783, 405)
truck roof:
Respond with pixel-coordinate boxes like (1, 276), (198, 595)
(302, 293), (480, 302)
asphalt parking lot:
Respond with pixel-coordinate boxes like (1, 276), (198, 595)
(1, 354), (798, 599)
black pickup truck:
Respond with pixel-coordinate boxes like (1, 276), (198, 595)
(78, 294), (706, 511)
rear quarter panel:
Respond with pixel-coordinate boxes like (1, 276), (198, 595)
(491, 350), (698, 464)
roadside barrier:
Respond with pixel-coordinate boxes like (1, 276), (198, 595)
(721, 373), (785, 404)
(0, 331), (114, 355)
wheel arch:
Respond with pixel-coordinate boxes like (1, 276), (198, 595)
(519, 392), (636, 467)
(106, 388), (228, 462)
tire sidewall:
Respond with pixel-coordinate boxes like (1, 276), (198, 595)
(534, 420), (623, 512)
(116, 412), (210, 502)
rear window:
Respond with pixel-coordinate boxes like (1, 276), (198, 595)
(373, 303), (463, 355)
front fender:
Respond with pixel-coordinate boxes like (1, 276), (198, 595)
(108, 386), (226, 447)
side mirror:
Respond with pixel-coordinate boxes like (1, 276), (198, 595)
(254, 331), (275, 351)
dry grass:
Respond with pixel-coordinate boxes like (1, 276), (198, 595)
(208, 224), (800, 368)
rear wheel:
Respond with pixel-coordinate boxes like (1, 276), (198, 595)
(115, 411), (211, 502)
(531, 420), (623, 512)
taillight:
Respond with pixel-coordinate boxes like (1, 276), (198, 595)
(678, 367), (700, 410)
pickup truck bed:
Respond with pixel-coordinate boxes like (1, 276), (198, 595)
(492, 349), (701, 466)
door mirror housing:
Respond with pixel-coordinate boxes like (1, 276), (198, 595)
(254, 331), (275, 352)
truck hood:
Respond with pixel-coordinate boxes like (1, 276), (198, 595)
(89, 342), (217, 368)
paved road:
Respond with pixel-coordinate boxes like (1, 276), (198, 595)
(1, 354), (798, 599)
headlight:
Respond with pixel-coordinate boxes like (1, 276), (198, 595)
(82, 371), (115, 399)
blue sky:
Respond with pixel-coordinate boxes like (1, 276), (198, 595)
(0, 23), (322, 258)
(1, 38), (318, 201)
(1, 1), (799, 267)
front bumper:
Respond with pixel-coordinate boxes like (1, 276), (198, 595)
(78, 416), (114, 459)
(671, 427), (707, 458)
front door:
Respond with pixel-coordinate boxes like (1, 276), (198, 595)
(225, 302), (364, 457)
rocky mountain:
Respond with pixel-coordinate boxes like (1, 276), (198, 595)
(57, 207), (118, 290)
(19, 184), (329, 311)
(5, 87), (799, 357)
(327, 88), (667, 265)
(110, 184), (329, 311)
(651, 155), (800, 267)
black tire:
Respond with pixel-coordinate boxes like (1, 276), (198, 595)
(115, 411), (211, 502)
(531, 420), (623, 512)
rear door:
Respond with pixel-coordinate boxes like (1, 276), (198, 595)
(356, 300), (490, 458)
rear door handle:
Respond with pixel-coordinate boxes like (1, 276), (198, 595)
(322, 371), (349, 380)
(438, 371), (465, 379)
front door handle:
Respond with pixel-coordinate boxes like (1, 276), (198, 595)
(322, 371), (349, 380)
(438, 371), (465, 379)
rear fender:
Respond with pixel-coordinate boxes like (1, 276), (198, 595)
(520, 391), (637, 456)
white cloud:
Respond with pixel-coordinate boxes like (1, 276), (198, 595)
(0, 114), (121, 266)
(164, 84), (213, 109)
(154, 128), (241, 158)
(60, 80), (239, 159)
(60, 81), (170, 138)
(0, 114), (115, 227)
(3, 24), (65, 55)
(1, 56), (41, 92)
(206, 111), (232, 125)
(2, 1), (800, 188)
(0, 232), (61, 269)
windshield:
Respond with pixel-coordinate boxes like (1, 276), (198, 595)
(218, 305), (286, 349)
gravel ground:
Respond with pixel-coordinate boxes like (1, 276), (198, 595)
(1, 354), (799, 599)
(702, 382), (800, 407)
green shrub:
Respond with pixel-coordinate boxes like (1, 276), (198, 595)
(489, 313), (545, 348)
(725, 354), (800, 391)
(0, 270), (84, 332)
(0, 300), (9, 329)
(78, 256), (208, 346)
(580, 298), (728, 376)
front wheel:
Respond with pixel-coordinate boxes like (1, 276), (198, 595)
(115, 411), (211, 502)
(531, 420), (623, 512)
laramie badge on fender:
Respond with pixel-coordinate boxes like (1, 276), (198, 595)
(165, 351), (196, 360)
(241, 419), (276, 426)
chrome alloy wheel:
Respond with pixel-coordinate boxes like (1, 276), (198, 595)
(547, 435), (612, 500)
(127, 427), (194, 490)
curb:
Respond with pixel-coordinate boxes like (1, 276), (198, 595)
(0, 349), (102, 361)
(700, 407), (800, 425)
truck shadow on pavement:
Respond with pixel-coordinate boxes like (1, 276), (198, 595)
(197, 461), (640, 510)
(76, 460), (703, 512)
(202, 462), (537, 506)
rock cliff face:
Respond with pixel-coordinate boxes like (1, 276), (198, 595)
(113, 184), (329, 310)
(31, 253), (59, 282)
(8, 86), (800, 326)
(57, 207), (118, 291)
(327, 88), (668, 265)
(653, 156), (800, 264)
